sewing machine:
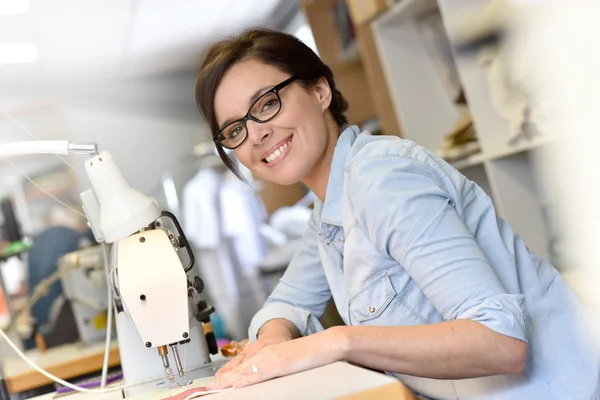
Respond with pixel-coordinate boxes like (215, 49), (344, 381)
(0, 141), (219, 397)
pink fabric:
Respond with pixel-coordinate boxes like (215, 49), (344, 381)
(161, 386), (221, 400)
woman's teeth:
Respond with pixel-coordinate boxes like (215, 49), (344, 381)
(265, 140), (290, 163)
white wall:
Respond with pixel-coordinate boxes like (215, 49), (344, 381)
(1, 70), (211, 212)
(64, 106), (208, 196)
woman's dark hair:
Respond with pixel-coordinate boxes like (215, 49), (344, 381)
(195, 28), (349, 178)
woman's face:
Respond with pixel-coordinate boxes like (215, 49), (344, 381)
(213, 59), (333, 186)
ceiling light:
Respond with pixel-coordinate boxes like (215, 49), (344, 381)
(0, 43), (38, 64)
(0, 0), (29, 15)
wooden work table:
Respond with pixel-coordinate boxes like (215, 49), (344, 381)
(29, 361), (416, 400)
(3, 340), (120, 393)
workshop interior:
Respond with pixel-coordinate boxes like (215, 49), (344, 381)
(0, 0), (599, 399)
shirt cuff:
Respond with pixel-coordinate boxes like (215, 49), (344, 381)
(248, 302), (325, 342)
(457, 293), (528, 342)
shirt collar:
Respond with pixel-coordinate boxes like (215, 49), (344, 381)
(319, 125), (361, 227)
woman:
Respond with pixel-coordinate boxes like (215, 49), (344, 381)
(196, 29), (599, 399)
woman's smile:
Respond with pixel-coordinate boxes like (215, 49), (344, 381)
(261, 134), (293, 167)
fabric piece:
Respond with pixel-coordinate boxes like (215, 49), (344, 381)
(161, 386), (226, 400)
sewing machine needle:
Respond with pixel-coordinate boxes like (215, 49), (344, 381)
(170, 343), (185, 378)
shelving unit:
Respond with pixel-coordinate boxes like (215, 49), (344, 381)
(301, 0), (379, 127)
(370, 0), (557, 260)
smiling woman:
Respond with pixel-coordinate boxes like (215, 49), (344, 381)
(196, 29), (347, 192)
(194, 28), (600, 400)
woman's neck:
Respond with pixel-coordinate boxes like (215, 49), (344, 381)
(302, 121), (342, 202)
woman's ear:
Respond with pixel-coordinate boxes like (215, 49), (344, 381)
(312, 77), (333, 112)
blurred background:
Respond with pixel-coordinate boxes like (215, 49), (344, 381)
(1, 0), (599, 397)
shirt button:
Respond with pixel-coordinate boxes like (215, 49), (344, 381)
(318, 231), (322, 236)
(368, 306), (376, 313)
(339, 237), (345, 244)
(326, 240), (331, 246)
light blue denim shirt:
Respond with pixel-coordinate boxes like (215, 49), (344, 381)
(248, 125), (600, 399)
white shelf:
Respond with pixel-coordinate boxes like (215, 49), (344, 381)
(486, 152), (551, 259)
(448, 134), (554, 171)
(372, 0), (462, 151)
(485, 135), (555, 162)
(371, 0), (557, 262)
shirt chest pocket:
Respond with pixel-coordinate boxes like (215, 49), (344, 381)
(348, 272), (396, 323)
(348, 272), (442, 327)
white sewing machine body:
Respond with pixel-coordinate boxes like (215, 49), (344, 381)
(79, 150), (219, 394)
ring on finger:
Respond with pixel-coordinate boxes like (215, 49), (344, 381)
(236, 352), (246, 358)
(251, 364), (259, 374)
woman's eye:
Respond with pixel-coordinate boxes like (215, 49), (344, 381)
(229, 126), (243, 139)
(262, 100), (277, 111)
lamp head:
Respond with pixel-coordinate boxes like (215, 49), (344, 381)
(84, 151), (160, 243)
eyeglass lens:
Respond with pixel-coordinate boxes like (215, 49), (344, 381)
(219, 91), (282, 149)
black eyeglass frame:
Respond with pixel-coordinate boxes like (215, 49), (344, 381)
(213, 76), (297, 150)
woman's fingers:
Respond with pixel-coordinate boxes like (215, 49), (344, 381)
(232, 359), (275, 389)
(215, 352), (247, 377)
(213, 330), (336, 390)
(219, 345), (285, 389)
(213, 357), (258, 389)
(215, 339), (266, 378)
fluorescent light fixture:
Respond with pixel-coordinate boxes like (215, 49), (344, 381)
(0, 43), (38, 64)
(0, 0), (29, 15)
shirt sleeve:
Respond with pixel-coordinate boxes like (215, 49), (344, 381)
(248, 211), (330, 342)
(348, 152), (528, 343)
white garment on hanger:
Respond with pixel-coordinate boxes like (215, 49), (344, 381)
(181, 167), (267, 340)
(182, 169), (221, 249)
(219, 179), (267, 276)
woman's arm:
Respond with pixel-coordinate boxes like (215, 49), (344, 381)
(258, 318), (301, 342)
(346, 150), (529, 377)
(247, 209), (331, 341)
(213, 210), (329, 381)
(334, 320), (526, 379)
(211, 317), (525, 390)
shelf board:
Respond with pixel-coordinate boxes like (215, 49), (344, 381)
(486, 135), (555, 162)
(446, 135), (555, 170)
(450, 151), (485, 170)
(375, 0), (438, 27)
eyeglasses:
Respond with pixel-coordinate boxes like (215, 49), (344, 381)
(213, 76), (297, 150)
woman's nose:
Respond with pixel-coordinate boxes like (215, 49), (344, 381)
(246, 120), (272, 145)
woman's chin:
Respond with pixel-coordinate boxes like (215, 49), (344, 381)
(270, 176), (302, 186)
(256, 169), (302, 186)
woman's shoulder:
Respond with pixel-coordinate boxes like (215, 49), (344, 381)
(342, 130), (465, 210)
(346, 131), (449, 178)
(346, 131), (410, 161)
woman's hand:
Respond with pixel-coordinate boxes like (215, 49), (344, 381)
(212, 319), (298, 383)
(210, 327), (346, 390)
(212, 336), (285, 383)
